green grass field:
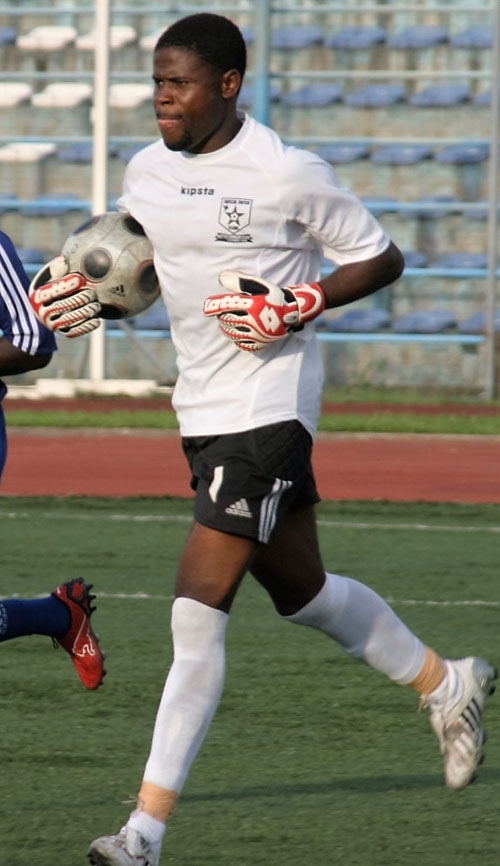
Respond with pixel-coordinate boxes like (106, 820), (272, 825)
(1, 497), (499, 866)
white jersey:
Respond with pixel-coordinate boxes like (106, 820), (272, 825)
(118, 114), (389, 438)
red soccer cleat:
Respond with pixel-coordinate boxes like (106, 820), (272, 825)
(51, 578), (106, 690)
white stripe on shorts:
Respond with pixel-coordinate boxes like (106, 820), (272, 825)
(258, 478), (293, 543)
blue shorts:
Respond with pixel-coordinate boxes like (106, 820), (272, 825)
(182, 420), (320, 543)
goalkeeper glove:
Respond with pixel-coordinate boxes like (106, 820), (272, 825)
(29, 255), (102, 338)
(203, 270), (325, 352)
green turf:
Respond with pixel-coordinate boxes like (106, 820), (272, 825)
(1, 497), (499, 865)
(6, 407), (500, 435)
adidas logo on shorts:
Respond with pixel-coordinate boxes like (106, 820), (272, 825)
(225, 498), (252, 518)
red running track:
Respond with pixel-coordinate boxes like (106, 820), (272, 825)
(2, 430), (500, 503)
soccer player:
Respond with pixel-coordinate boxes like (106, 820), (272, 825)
(29, 14), (496, 865)
(0, 230), (105, 690)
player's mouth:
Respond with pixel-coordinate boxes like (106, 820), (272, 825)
(157, 115), (183, 130)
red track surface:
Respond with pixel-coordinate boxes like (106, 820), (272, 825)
(2, 429), (500, 503)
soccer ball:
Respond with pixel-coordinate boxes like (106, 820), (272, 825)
(61, 211), (161, 319)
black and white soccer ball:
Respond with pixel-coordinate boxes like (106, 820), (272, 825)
(61, 211), (160, 319)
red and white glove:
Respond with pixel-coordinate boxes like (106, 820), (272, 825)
(203, 270), (325, 352)
(29, 255), (102, 338)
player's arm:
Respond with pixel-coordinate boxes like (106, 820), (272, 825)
(318, 241), (404, 308)
(29, 256), (102, 338)
(0, 338), (52, 376)
(203, 242), (404, 352)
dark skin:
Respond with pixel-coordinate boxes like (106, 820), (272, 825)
(153, 46), (404, 614)
(0, 339), (52, 377)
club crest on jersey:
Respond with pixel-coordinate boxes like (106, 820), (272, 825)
(215, 198), (253, 243)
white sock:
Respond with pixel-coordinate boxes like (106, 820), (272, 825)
(285, 572), (426, 684)
(127, 809), (165, 851)
(143, 597), (228, 792)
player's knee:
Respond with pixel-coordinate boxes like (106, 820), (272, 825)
(171, 597), (228, 657)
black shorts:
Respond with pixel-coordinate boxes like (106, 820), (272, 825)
(182, 420), (321, 543)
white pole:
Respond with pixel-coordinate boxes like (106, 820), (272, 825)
(89, 0), (110, 382)
(485, 0), (500, 399)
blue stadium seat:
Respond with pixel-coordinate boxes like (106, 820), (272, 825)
(458, 310), (500, 333)
(327, 309), (390, 332)
(16, 248), (45, 264)
(473, 90), (492, 106)
(132, 301), (170, 330)
(371, 144), (433, 165)
(238, 83), (281, 108)
(403, 251), (428, 268)
(432, 252), (488, 270)
(393, 310), (456, 333)
(0, 192), (18, 213)
(388, 25), (449, 50)
(315, 143), (370, 164)
(451, 26), (492, 49)
(0, 26), (16, 46)
(410, 84), (470, 107)
(57, 142), (118, 163)
(20, 193), (85, 216)
(345, 83), (406, 107)
(435, 143), (489, 165)
(282, 83), (342, 108)
(118, 144), (148, 163)
(270, 26), (323, 50)
(325, 26), (386, 50)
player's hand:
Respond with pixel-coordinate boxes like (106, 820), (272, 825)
(203, 270), (325, 352)
(29, 255), (102, 338)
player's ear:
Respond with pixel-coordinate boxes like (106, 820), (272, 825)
(221, 68), (241, 100)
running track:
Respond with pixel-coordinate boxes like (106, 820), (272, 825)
(3, 429), (500, 503)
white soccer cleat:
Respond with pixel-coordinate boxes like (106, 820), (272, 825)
(421, 656), (497, 790)
(88, 826), (160, 866)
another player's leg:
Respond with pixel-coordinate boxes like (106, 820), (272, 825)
(89, 523), (256, 866)
(0, 577), (105, 690)
(251, 505), (496, 790)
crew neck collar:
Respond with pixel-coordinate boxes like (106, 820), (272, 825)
(177, 112), (249, 162)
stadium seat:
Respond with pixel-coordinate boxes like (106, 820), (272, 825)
(435, 143), (489, 165)
(344, 83), (406, 107)
(326, 26), (386, 51)
(0, 26), (16, 47)
(281, 83), (342, 108)
(473, 90), (493, 106)
(271, 25), (323, 50)
(20, 193), (85, 217)
(410, 83), (470, 107)
(118, 144), (148, 163)
(29, 82), (92, 136)
(109, 84), (155, 136)
(388, 25), (449, 50)
(403, 251), (429, 268)
(109, 83), (153, 108)
(451, 26), (492, 49)
(17, 25), (77, 52)
(432, 252), (488, 270)
(371, 144), (433, 165)
(327, 309), (390, 332)
(393, 310), (457, 333)
(0, 82), (32, 107)
(76, 25), (137, 52)
(238, 82), (282, 109)
(315, 143), (370, 164)
(132, 301), (170, 330)
(31, 82), (92, 109)
(416, 195), (461, 219)
(16, 247), (46, 265)
(458, 310), (500, 333)
(0, 142), (57, 197)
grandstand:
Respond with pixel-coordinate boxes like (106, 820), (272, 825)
(0, 0), (499, 396)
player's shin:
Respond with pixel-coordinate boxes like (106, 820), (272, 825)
(283, 571), (428, 684)
(132, 598), (228, 832)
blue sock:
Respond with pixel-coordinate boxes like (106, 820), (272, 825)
(0, 596), (71, 641)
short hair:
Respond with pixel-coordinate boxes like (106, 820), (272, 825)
(155, 13), (247, 79)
